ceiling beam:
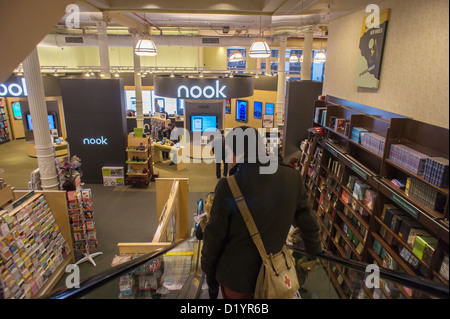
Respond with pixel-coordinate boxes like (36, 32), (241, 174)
(104, 12), (147, 33)
(100, 8), (275, 15)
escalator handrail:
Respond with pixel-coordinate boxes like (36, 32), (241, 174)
(40, 238), (190, 299)
(287, 245), (449, 299)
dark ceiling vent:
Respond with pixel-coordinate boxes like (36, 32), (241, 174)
(202, 37), (220, 44)
(65, 36), (84, 44)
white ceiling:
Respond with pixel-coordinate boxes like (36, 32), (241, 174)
(53, 0), (383, 38)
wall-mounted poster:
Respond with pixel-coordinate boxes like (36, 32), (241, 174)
(225, 99), (231, 114)
(354, 9), (390, 89)
(263, 114), (274, 128)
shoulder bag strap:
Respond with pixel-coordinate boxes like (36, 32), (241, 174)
(227, 175), (268, 259)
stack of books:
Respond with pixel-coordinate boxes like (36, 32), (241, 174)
(361, 132), (386, 156)
(351, 127), (369, 144)
(423, 157), (449, 188)
(389, 144), (429, 175)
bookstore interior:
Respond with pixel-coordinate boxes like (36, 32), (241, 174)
(0, 0), (449, 301)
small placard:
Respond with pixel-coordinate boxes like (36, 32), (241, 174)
(327, 144), (338, 157)
(390, 193), (419, 219)
(351, 163), (368, 180)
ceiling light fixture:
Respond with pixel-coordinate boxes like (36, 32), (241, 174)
(289, 53), (299, 63)
(249, 17), (271, 59)
(135, 33), (158, 56)
(229, 51), (244, 62)
(314, 26), (327, 63)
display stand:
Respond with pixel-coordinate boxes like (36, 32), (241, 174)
(1, 190), (74, 298)
(126, 133), (153, 187)
(67, 188), (102, 267)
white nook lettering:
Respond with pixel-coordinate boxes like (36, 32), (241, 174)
(0, 78), (28, 97)
(177, 80), (226, 99)
(83, 136), (109, 145)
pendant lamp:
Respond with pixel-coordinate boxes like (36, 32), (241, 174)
(289, 53), (299, 63)
(135, 34), (158, 56)
(249, 17), (271, 58)
(229, 51), (244, 62)
(314, 27), (326, 63)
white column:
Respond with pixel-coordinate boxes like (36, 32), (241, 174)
(132, 33), (144, 129)
(301, 29), (314, 80)
(275, 37), (287, 126)
(198, 47), (204, 70)
(97, 20), (111, 79)
(22, 48), (59, 190)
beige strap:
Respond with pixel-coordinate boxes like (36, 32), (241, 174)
(227, 175), (268, 259)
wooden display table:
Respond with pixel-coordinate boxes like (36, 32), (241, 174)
(27, 141), (68, 158)
(153, 143), (186, 171)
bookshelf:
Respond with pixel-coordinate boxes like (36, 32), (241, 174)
(300, 98), (449, 298)
(0, 98), (11, 144)
(125, 133), (153, 187)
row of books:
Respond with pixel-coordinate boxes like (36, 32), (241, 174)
(389, 144), (428, 175)
(341, 205), (368, 243)
(314, 107), (327, 126)
(423, 157), (449, 188)
(327, 158), (344, 181)
(329, 117), (350, 136)
(0, 195), (70, 299)
(346, 175), (377, 211)
(406, 178), (446, 213)
(361, 132), (386, 156)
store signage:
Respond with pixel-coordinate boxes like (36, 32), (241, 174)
(326, 143), (339, 158)
(177, 80), (227, 99)
(154, 74), (253, 100)
(83, 136), (109, 145)
(0, 77), (28, 97)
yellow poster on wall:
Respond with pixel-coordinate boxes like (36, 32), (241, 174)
(354, 9), (391, 89)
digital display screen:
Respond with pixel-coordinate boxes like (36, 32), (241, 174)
(12, 102), (22, 120)
(265, 102), (274, 115)
(254, 101), (262, 119)
(191, 115), (218, 132)
(27, 114), (56, 131)
(236, 100), (248, 122)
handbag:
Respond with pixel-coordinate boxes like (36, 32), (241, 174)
(227, 175), (300, 299)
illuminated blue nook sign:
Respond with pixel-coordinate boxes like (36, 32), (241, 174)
(154, 73), (253, 100)
(0, 76), (28, 97)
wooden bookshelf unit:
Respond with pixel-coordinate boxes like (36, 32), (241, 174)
(301, 96), (449, 299)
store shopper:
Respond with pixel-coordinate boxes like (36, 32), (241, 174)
(201, 126), (323, 299)
(212, 130), (228, 179)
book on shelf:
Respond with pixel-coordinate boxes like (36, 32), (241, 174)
(353, 180), (370, 201)
(389, 144), (429, 175)
(382, 208), (402, 229)
(412, 235), (437, 266)
(390, 211), (405, 234)
(361, 132), (386, 156)
(380, 248), (398, 271)
(351, 127), (369, 144)
(439, 253), (449, 281)
(408, 178), (446, 213)
(373, 239), (383, 255)
(423, 157), (449, 188)
(334, 118), (346, 132)
(314, 107), (327, 124)
(363, 189), (376, 210)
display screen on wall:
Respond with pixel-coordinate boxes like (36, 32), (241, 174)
(191, 115), (218, 132)
(254, 101), (262, 119)
(12, 102), (22, 120)
(265, 102), (274, 115)
(225, 99), (231, 114)
(26, 113), (56, 131)
(236, 100), (248, 122)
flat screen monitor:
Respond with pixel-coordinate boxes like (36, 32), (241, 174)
(12, 102), (22, 120)
(254, 101), (262, 119)
(26, 113), (56, 131)
(265, 102), (274, 115)
(236, 100), (248, 122)
(191, 115), (218, 132)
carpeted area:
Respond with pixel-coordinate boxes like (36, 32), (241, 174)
(0, 138), (218, 293)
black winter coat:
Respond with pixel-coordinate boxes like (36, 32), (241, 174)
(201, 162), (322, 294)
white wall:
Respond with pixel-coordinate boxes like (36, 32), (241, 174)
(323, 0), (449, 129)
